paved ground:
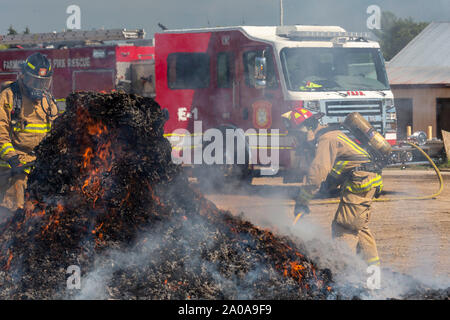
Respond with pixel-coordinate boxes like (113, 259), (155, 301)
(194, 169), (450, 286)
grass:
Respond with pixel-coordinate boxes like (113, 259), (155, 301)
(438, 160), (450, 169)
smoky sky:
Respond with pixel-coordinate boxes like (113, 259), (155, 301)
(0, 0), (449, 38)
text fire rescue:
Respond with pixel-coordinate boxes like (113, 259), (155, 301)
(3, 57), (91, 70)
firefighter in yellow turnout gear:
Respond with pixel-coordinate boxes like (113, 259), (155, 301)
(0, 53), (58, 212)
(283, 108), (381, 267)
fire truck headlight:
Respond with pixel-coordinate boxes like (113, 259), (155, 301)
(384, 98), (394, 107)
(385, 103), (396, 121)
(386, 111), (396, 121)
(306, 100), (320, 112)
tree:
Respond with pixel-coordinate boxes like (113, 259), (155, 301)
(7, 25), (18, 35)
(372, 11), (429, 61)
(24, 26), (30, 34)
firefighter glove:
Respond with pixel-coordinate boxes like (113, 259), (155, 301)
(294, 202), (310, 217)
(7, 155), (29, 176)
(296, 186), (313, 206)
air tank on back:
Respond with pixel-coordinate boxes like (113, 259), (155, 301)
(343, 112), (392, 160)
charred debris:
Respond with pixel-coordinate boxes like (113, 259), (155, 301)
(0, 92), (334, 299)
(0, 92), (447, 300)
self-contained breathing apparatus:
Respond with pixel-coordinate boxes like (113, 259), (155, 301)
(343, 112), (392, 173)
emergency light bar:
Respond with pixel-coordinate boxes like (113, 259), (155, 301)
(276, 27), (369, 40)
(0, 29), (146, 45)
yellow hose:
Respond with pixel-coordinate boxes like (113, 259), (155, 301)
(293, 142), (444, 224)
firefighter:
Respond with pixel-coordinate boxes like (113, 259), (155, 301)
(0, 52), (58, 213)
(282, 107), (382, 267)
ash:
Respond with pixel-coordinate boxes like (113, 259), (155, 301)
(0, 92), (447, 300)
(0, 92), (332, 299)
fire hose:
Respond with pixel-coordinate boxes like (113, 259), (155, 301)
(293, 142), (444, 225)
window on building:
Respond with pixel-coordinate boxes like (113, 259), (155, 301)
(243, 49), (277, 89)
(167, 53), (210, 89)
(217, 52), (233, 88)
(395, 98), (413, 140)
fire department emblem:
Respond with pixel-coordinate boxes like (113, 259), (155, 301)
(252, 100), (272, 129)
(39, 68), (47, 76)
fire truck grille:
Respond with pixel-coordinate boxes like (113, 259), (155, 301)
(325, 100), (383, 132)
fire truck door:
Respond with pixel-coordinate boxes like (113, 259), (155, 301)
(212, 51), (236, 124)
(238, 47), (280, 130)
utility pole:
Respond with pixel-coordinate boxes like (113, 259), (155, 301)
(280, 0), (284, 26)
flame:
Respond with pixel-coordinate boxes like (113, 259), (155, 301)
(87, 122), (108, 136)
(78, 112), (115, 209)
(5, 250), (13, 270)
(16, 201), (46, 230)
(287, 261), (306, 281)
(147, 183), (163, 207)
(120, 190), (131, 207)
(92, 222), (104, 235)
(92, 222), (105, 246)
(83, 147), (94, 168)
(56, 203), (64, 214)
(41, 203), (64, 236)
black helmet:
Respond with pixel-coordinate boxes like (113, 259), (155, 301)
(21, 52), (53, 100)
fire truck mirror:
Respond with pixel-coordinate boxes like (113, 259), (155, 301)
(254, 56), (267, 89)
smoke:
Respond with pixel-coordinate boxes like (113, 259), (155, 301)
(195, 178), (367, 295)
(204, 173), (449, 299)
(70, 207), (283, 300)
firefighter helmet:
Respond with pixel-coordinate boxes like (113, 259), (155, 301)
(20, 52), (53, 100)
(282, 107), (322, 130)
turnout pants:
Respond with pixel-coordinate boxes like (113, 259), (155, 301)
(331, 171), (381, 266)
(0, 169), (27, 211)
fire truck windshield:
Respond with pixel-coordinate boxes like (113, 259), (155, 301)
(280, 47), (390, 92)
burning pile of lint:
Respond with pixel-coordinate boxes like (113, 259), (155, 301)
(0, 92), (333, 299)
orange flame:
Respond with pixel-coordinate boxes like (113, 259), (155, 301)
(87, 122), (108, 136)
(92, 222), (104, 235)
(41, 202), (64, 236)
(92, 222), (105, 246)
(78, 114), (115, 208)
(5, 250), (13, 270)
(83, 147), (94, 168)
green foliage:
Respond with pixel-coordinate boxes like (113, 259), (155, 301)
(372, 11), (429, 61)
(7, 25), (18, 35)
(1, 26), (31, 50)
(438, 159), (450, 169)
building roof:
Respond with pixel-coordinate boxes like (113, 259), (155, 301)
(387, 22), (450, 85)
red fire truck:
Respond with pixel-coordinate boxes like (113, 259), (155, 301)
(0, 29), (156, 111)
(1, 26), (406, 183)
(154, 25), (400, 182)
